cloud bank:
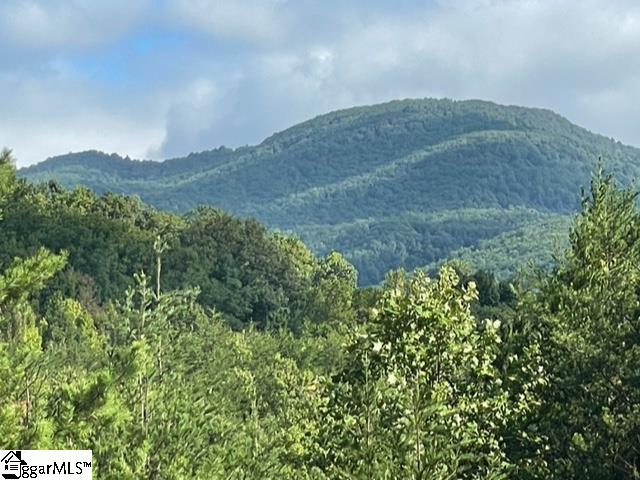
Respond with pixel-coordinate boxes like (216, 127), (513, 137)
(0, 0), (638, 166)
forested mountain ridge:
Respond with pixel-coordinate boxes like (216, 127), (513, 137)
(20, 98), (640, 284)
(5, 141), (640, 476)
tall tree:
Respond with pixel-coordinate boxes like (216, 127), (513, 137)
(323, 267), (525, 479)
(535, 172), (640, 478)
(0, 148), (16, 218)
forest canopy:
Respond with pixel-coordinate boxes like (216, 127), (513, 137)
(3, 150), (640, 478)
(21, 99), (640, 284)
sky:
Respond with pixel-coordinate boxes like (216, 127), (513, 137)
(1, 0), (639, 167)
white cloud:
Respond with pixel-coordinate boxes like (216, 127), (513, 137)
(329, 0), (640, 96)
(156, 0), (640, 156)
(151, 77), (231, 158)
(0, 0), (152, 51)
(170, 0), (291, 44)
(2, 0), (640, 165)
(0, 66), (166, 167)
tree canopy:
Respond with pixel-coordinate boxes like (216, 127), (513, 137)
(21, 99), (640, 284)
(3, 151), (640, 477)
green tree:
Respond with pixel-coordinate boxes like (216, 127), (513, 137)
(0, 247), (67, 448)
(534, 172), (640, 478)
(324, 267), (522, 479)
(306, 251), (357, 326)
(0, 148), (15, 217)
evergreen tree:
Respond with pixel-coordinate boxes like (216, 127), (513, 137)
(535, 172), (640, 478)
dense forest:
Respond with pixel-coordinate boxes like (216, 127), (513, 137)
(21, 99), (640, 284)
(4, 145), (640, 478)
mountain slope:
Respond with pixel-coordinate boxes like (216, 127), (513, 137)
(20, 98), (640, 284)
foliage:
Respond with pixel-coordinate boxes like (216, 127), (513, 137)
(4, 150), (640, 479)
(20, 99), (640, 284)
(531, 173), (640, 478)
(0, 175), (356, 331)
(429, 214), (571, 279)
(321, 268), (526, 479)
(0, 148), (16, 218)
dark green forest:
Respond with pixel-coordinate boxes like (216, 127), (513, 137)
(21, 99), (640, 284)
(4, 143), (640, 478)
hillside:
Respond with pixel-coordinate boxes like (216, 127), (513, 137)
(20, 98), (640, 284)
(7, 141), (640, 478)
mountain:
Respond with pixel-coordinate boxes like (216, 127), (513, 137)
(19, 98), (640, 284)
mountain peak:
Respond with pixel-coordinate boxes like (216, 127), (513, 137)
(19, 99), (640, 284)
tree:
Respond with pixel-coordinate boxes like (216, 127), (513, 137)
(324, 267), (522, 479)
(0, 248), (67, 448)
(306, 251), (357, 326)
(0, 148), (16, 219)
(534, 172), (640, 478)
